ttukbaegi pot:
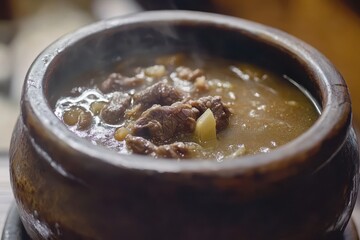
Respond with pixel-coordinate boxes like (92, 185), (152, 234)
(9, 11), (359, 240)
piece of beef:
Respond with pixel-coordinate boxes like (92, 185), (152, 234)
(133, 82), (185, 109)
(125, 135), (155, 155)
(186, 96), (231, 131)
(133, 102), (200, 144)
(125, 135), (198, 159)
(124, 104), (142, 119)
(193, 76), (209, 92)
(133, 96), (231, 143)
(99, 73), (144, 93)
(100, 92), (131, 124)
(176, 67), (204, 81)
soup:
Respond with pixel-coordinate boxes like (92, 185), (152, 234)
(54, 53), (319, 161)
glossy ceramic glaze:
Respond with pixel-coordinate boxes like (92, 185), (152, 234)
(9, 11), (359, 240)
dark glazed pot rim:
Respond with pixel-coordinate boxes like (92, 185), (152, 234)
(22, 11), (351, 181)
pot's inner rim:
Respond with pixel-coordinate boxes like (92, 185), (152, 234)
(23, 11), (350, 176)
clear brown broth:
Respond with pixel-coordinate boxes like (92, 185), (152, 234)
(54, 53), (319, 161)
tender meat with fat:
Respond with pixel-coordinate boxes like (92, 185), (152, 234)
(186, 96), (231, 132)
(125, 135), (198, 159)
(133, 82), (185, 109)
(100, 92), (131, 124)
(99, 73), (144, 93)
(133, 96), (231, 143)
(124, 104), (142, 119)
(176, 67), (204, 81)
(133, 102), (200, 144)
(193, 76), (209, 92)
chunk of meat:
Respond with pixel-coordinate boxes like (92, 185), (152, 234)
(77, 111), (93, 130)
(176, 67), (204, 81)
(144, 65), (167, 78)
(100, 92), (131, 124)
(99, 73), (144, 93)
(124, 104), (142, 119)
(194, 76), (209, 92)
(133, 82), (185, 109)
(186, 96), (231, 131)
(133, 102), (200, 144)
(125, 135), (198, 159)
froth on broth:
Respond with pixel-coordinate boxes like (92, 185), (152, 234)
(54, 53), (319, 161)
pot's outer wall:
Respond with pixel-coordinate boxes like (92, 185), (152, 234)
(9, 117), (360, 240)
(8, 11), (360, 240)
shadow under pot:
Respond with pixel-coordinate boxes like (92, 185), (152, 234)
(9, 11), (359, 240)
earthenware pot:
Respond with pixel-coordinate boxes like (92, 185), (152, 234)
(9, 11), (359, 240)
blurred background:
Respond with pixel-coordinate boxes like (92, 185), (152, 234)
(0, 0), (360, 152)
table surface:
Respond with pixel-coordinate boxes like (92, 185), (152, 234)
(1, 154), (360, 237)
